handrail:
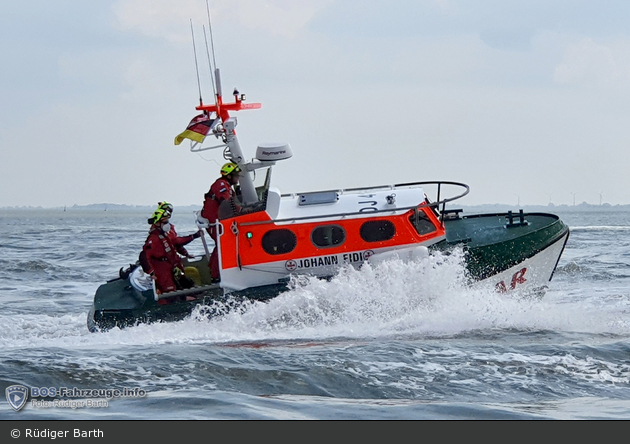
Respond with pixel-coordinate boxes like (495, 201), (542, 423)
(238, 181), (470, 227)
(395, 181), (470, 207)
(282, 180), (468, 199)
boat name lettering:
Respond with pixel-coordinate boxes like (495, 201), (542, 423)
(285, 250), (374, 271)
(343, 250), (374, 263)
(495, 268), (528, 292)
(359, 200), (378, 213)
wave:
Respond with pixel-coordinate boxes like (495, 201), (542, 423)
(0, 259), (99, 284)
(2, 249), (628, 351)
(554, 261), (630, 281)
(570, 226), (630, 232)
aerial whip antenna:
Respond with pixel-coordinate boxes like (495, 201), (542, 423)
(205, 1), (218, 74)
(190, 19), (203, 106)
(205, 0), (221, 100)
(202, 25), (217, 101)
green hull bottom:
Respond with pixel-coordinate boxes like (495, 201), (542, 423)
(87, 279), (286, 333)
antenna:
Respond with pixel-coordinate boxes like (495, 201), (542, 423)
(190, 19), (203, 106)
(203, 25), (217, 101)
(205, 0), (220, 100)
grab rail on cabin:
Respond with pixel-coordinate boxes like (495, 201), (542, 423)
(240, 181), (470, 227)
(393, 181), (470, 224)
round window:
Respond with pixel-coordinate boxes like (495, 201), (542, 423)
(311, 225), (346, 248)
(262, 229), (297, 255)
(359, 220), (396, 242)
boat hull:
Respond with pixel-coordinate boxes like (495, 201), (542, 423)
(87, 210), (569, 332)
(87, 276), (284, 333)
(439, 211), (569, 297)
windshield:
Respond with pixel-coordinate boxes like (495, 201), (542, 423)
(251, 166), (272, 202)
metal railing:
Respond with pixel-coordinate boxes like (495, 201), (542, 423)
(237, 181), (470, 227)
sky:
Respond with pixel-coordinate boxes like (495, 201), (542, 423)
(2, 0), (630, 208)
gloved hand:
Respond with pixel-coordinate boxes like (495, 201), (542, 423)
(192, 230), (202, 239)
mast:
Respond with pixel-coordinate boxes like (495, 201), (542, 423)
(191, 7), (265, 206)
(196, 69), (262, 206)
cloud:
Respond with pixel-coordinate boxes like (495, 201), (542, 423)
(4, 1), (630, 207)
(113, 0), (333, 41)
(113, 0), (205, 43)
(554, 38), (630, 90)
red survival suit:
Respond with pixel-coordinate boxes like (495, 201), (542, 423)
(140, 224), (197, 299)
(166, 225), (197, 259)
(201, 177), (235, 280)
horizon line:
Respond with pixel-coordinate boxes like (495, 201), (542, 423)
(2, 202), (630, 210)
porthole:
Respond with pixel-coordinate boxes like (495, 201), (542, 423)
(261, 229), (297, 255)
(359, 220), (396, 242)
(311, 225), (346, 248)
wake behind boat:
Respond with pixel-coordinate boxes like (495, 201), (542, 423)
(87, 24), (569, 332)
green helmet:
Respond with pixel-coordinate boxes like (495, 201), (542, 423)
(148, 207), (170, 225)
(157, 201), (173, 214)
(221, 162), (241, 176)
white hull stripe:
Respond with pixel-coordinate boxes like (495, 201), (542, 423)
(473, 231), (569, 295)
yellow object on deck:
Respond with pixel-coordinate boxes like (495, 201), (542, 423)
(184, 267), (202, 287)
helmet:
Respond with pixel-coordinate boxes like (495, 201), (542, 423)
(220, 162), (241, 176)
(157, 201), (173, 214)
(148, 208), (170, 225)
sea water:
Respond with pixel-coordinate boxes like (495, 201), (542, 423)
(1, 208), (629, 420)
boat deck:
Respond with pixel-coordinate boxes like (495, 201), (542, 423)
(443, 211), (563, 248)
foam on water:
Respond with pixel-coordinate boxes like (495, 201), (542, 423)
(2, 249), (628, 351)
(570, 226), (630, 232)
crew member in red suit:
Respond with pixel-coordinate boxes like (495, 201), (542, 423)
(140, 202), (201, 303)
(154, 202), (199, 260)
(201, 163), (241, 282)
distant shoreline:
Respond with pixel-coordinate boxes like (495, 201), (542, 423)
(2, 203), (630, 213)
(0, 204), (202, 213)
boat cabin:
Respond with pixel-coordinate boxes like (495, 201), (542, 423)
(212, 165), (447, 291)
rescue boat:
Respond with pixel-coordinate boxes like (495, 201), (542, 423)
(87, 67), (569, 333)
